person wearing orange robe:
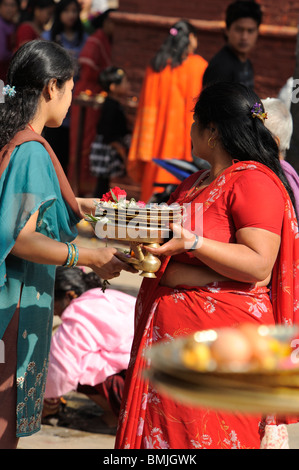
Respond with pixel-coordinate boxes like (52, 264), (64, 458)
(127, 20), (208, 203)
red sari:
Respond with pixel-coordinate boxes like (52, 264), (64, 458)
(115, 161), (299, 449)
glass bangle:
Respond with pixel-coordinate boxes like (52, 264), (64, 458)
(63, 242), (73, 267)
(63, 242), (79, 267)
(72, 244), (79, 267)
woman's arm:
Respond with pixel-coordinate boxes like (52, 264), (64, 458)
(146, 223), (281, 284)
(76, 197), (100, 218)
(195, 228), (280, 283)
(11, 210), (137, 280)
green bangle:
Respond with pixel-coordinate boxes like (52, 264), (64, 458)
(63, 242), (73, 267)
(63, 242), (79, 267)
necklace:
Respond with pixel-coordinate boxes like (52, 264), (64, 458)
(28, 123), (35, 132)
(186, 163), (232, 200)
(186, 171), (210, 199)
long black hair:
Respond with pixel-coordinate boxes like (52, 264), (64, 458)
(151, 19), (197, 72)
(0, 39), (75, 151)
(54, 266), (102, 299)
(50, 0), (84, 45)
(194, 81), (296, 210)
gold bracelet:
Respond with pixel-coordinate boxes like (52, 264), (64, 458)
(68, 243), (76, 267)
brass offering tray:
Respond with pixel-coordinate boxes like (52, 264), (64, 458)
(87, 203), (182, 278)
(145, 326), (299, 414)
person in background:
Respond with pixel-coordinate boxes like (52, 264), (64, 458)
(0, 0), (19, 81)
(89, 66), (131, 198)
(77, 0), (91, 31)
(262, 97), (299, 217)
(42, 0), (89, 174)
(277, 77), (293, 111)
(127, 19), (208, 203)
(15, 0), (55, 50)
(77, 0), (107, 34)
(68, 8), (116, 195)
(42, 267), (135, 433)
(203, 1), (262, 89)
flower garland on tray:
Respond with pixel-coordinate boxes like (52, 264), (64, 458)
(100, 187), (146, 208)
(85, 187), (146, 225)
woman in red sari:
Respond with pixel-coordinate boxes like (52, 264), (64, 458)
(115, 82), (299, 449)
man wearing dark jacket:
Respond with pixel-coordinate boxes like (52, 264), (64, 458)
(203, 1), (262, 89)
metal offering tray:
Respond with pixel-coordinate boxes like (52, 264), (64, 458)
(145, 325), (299, 415)
(86, 202), (183, 278)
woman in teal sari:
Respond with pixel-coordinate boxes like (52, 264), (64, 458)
(0, 39), (135, 448)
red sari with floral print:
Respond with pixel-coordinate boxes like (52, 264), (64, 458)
(115, 161), (299, 450)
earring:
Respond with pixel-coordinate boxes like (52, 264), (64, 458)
(208, 136), (216, 149)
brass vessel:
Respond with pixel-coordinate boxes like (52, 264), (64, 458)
(94, 221), (165, 278)
(87, 202), (182, 278)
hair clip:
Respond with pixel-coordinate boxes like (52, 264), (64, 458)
(251, 102), (268, 123)
(2, 84), (16, 98)
(170, 27), (178, 36)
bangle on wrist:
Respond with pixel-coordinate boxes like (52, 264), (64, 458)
(63, 242), (79, 267)
(63, 242), (72, 266)
(188, 234), (200, 252)
(72, 244), (79, 267)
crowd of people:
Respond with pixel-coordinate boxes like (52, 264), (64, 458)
(0, 0), (299, 451)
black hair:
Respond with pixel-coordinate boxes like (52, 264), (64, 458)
(151, 19), (197, 72)
(0, 39), (75, 151)
(98, 66), (125, 92)
(194, 82), (296, 211)
(90, 8), (116, 30)
(49, 0), (84, 45)
(19, 0), (55, 22)
(226, 1), (263, 29)
(0, 0), (20, 7)
(54, 266), (102, 299)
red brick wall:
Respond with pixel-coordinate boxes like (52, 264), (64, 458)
(117, 0), (299, 26)
(111, 0), (299, 99)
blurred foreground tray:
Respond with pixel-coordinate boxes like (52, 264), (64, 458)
(146, 326), (299, 415)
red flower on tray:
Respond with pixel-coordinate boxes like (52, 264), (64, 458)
(101, 187), (127, 202)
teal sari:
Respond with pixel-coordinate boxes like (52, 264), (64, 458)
(0, 138), (81, 437)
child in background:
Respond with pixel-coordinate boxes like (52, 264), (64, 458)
(15, 0), (55, 50)
(43, 266), (135, 433)
(89, 66), (131, 197)
(42, 0), (89, 174)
